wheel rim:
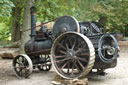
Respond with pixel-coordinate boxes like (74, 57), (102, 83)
(51, 32), (95, 79)
(37, 55), (52, 71)
(13, 54), (33, 78)
(98, 34), (118, 63)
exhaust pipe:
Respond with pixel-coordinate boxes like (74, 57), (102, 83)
(30, 6), (37, 39)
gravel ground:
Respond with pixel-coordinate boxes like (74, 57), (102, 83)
(0, 53), (128, 85)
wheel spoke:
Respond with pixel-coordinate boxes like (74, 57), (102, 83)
(59, 50), (66, 54)
(46, 59), (51, 62)
(58, 43), (66, 50)
(65, 42), (69, 49)
(19, 57), (23, 63)
(25, 68), (28, 74)
(67, 61), (70, 74)
(65, 37), (72, 48)
(22, 57), (25, 63)
(78, 53), (89, 56)
(19, 68), (24, 76)
(16, 61), (22, 65)
(17, 58), (22, 64)
(77, 60), (85, 70)
(76, 57), (87, 62)
(71, 37), (77, 50)
(56, 57), (70, 63)
(74, 63), (81, 72)
(71, 63), (75, 76)
(75, 48), (84, 54)
(55, 55), (66, 59)
(61, 61), (69, 69)
(19, 70), (22, 76)
(46, 56), (50, 60)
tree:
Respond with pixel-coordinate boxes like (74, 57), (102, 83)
(20, 0), (35, 53)
(0, 0), (127, 44)
(11, 0), (24, 42)
(35, 0), (98, 21)
(93, 0), (128, 35)
(0, 0), (14, 41)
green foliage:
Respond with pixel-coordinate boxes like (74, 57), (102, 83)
(94, 0), (128, 36)
(0, 0), (14, 21)
(0, 23), (10, 41)
(35, 0), (98, 22)
(0, 0), (128, 42)
(0, 0), (14, 41)
(0, 0), (25, 41)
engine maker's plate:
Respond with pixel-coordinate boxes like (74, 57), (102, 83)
(53, 15), (80, 38)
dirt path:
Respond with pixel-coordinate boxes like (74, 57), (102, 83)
(0, 53), (128, 85)
(89, 53), (128, 85)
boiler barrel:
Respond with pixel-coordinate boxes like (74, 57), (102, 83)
(24, 39), (52, 54)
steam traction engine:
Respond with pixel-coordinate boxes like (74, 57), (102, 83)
(13, 7), (119, 79)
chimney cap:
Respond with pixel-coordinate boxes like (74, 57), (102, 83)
(30, 6), (37, 14)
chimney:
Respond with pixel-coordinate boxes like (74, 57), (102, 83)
(30, 6), (37, 39)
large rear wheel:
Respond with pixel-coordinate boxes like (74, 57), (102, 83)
(51, 32), (95, 79)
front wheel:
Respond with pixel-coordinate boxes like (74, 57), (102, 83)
(12, 54), (33, 78)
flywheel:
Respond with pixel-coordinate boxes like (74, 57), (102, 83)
(51, 32), (95, 79)
(53, 16), (80, 38)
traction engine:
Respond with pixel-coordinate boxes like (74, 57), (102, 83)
(13, 6), (119, 79)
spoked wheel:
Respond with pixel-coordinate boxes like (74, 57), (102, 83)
(13, 54), (33, 78)
(37, 55), (52, 71)
(51, 32), (95, 79)
(98, 34), (119, 63)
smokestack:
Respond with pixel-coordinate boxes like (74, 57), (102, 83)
(30, 6), (37, 39)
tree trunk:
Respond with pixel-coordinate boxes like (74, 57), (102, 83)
(11, 6), (22, 42)
(19, 0), (35, 53)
